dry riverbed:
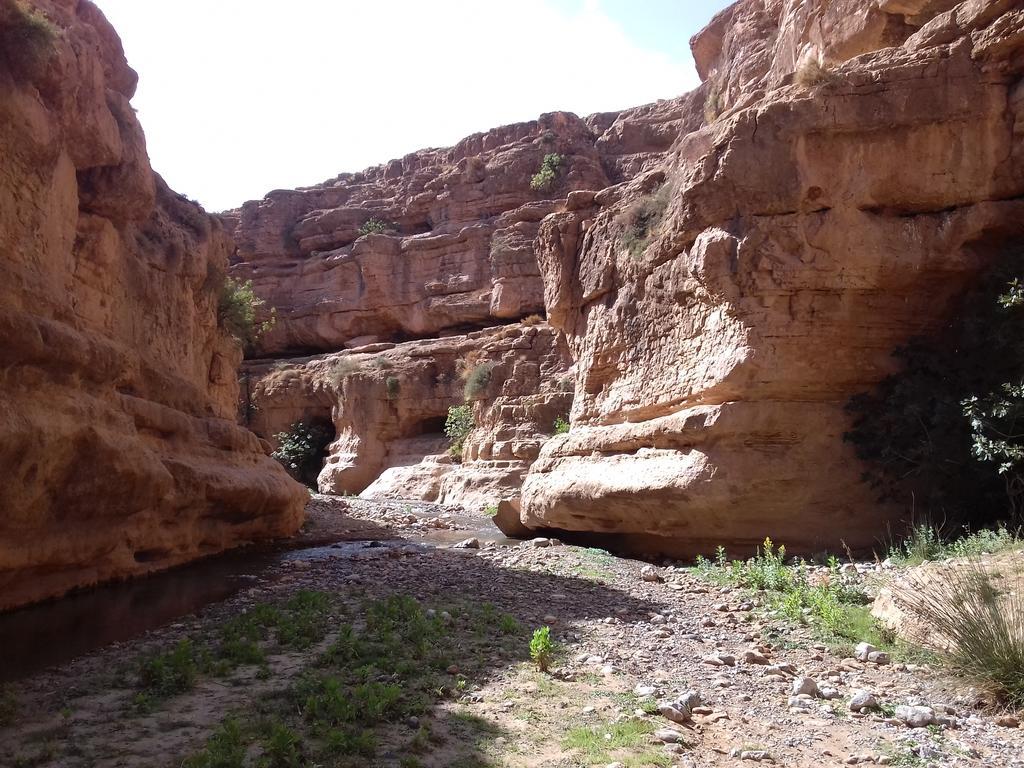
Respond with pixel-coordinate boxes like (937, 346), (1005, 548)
(1, 498), (1023, 768)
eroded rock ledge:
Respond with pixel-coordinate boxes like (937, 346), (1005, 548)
(0, 0), (306, 610)
(520, 0), (1024, 555)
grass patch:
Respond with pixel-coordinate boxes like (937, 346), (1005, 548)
(695, 540), (891, 652)
(134, 590), (334, 711)
(177, 594), (522, 766)
(463, 362), (495, 401)
(326, 357), (362, 390)
(564, 719), (671, 766)
(888, 523), (1022, 566)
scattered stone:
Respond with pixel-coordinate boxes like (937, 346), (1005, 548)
(655, 728), (684, 743)
(996, 714), (1021, 728)
(640, 565), (663, 582)
(849, 690), (879, 712)
(894, 705), (937, 728)
(451, 537), (480, 549)
(743, 649), (770, 665)
(792, 677), (820, 697)
(634, 684), (657, 697)
(854, 642), (876, 662)
(866, 651), (890, 665)
(527, 538), (551, 548)
(703, 653), (736, 667)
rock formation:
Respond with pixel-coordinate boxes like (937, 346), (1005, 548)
(231, 0), (1023, 556)
(0, 0), (306, 610)
(230, 100), (684, 505)
(520, 0), (1024, 555)
(243, 320), (572, 507)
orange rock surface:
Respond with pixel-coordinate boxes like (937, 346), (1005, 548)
(0, 0), (306, 609)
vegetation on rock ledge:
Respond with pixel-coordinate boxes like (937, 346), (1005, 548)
(218, 277), (275, 351)
(271, 420), (334, 487)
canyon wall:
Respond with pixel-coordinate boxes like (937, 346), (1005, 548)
(230, 100), (685, 505)
(0, 0), (306, 610)
(520, 0), (1024, 555)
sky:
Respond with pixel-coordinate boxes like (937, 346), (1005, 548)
(94, 0), (733, 212)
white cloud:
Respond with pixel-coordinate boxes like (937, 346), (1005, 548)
(95, 0), (698, 211)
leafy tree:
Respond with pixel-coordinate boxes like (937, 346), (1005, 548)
(218, 277), (274, 351)
(845, 262), (1024, 526)
(271, 421), (334, 487)
(444, 405), (474, 460)
(530, 153), (565, 192)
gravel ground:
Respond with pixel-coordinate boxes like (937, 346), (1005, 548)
(1, 497), (1022, 767)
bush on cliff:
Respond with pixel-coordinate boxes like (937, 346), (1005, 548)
(272, 421), (334, 487)
(218, 277), (274, 351)
(0, 1), (58, 82)
(358, 218), (391, 237)
(616, 184), (670, 258)
(845, 263), (1024, 528)
(444, 405), (474, 461)
(530, 153), (564, 192)
(463, 362), (495, 401)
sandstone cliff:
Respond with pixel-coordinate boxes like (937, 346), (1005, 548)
(520, 0), (1024, 555)
(0, 0), (306, 610)
(230, 100), (684, 505)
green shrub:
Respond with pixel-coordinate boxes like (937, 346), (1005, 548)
(530, 153), (564, 192)
(889, 523), (1022, 565)
(897, 557), (1024, 708)
(846, 263), (1024, 527)
(260, 722), (304, 768)
(385, 376), (400, 400)
(483, 503), (498, 517)
(138, 639), (205, 701)
(181, 718), (246, 768)
(218, 277), (274, 350)
(529, 626), (555, 672)
(358, 218), (389, 236)
(616, 184), (670, 258)
(444, 405), (474, 460)
(271, 420), (334, 487)
(463, 363), (495, 401)
(553, 416), (570, 434)
(0, 1), (58, 82)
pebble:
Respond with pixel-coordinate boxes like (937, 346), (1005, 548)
(996, 714), (1021, 728)
(654, 728), (684, 743)
(792, 677), (820, 697)
(743, 649), (770, 665)
(849, 690), (879, 712)
(895, 704), (937, 728)
(703, 653), (736, 667)
(451, 537), (480, 549)
(640, 565), (663, 582)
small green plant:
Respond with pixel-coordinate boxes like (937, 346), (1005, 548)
(260, 722), (304, 768)
(137, 639), (205, 702)
(444, 405), (474, 460)
(385, 376), (400, 400)
(271, 420), (333, 487)
(889, 523), (1022, 565)
(483, 503), (498, 517)
(564, 719), (667, 764)
(553, 416), (570, 434)
(463, 362), (495, 401)
(529, 626), (555, 672)
(218, 277), (275, 350)
(530, 153), (565, 192)
(616, 184), (671, 258)
(182, 718), (246, 768)
(358, 218), (390, 236)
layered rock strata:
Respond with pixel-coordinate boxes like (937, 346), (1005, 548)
(519, 0), (1024, 555)
(0, 0), (306, 610)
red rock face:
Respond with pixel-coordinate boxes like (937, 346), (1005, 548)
(231, 98), (686, 506)
(0, 0), (306, 610)
(520, 0), (1024, 556)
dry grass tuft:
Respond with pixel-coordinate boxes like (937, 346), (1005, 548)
(897, 556), (1024, 709)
